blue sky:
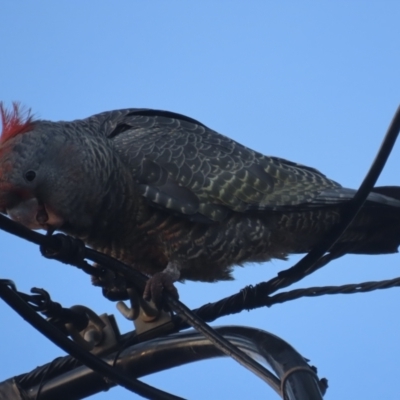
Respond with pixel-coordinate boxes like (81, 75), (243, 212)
(1, 2), (400, 399)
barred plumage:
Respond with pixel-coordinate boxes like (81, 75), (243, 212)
(1, 104), (400, 302)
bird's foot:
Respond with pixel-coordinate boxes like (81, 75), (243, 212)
(143, 263), (180, 307)
(91, 264), (129, 301)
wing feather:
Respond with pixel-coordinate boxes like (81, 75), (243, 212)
(107, 109), (341, 221)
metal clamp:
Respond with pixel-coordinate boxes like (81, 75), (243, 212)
(117, 287), (172, 335)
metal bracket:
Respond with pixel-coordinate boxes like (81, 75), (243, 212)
(116, 287), (172, 335)
(64, 307), (120, 355)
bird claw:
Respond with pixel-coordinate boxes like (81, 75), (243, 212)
(143, 271), (179, 308)
(91, 264), (130, 301)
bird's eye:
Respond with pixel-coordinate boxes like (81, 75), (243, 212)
(24, 170), (36, 182)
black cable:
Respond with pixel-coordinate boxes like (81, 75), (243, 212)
(0, 281), (185, 400)
(17, 356), (80, 388)
(268, 276), (400, 304)
(35, 357), (62, 400)
(166, 297), (275, 382)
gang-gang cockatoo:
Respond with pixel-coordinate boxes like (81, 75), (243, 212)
(1, 103), (400, 304)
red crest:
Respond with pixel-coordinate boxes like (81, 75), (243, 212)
(0, 102), (34, 144)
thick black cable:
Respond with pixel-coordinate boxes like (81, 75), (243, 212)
(0, 281), (185, 400)
(166, 297), (275, 382)
(0, 213), (45, 245)
(18, 356), (80, 388)
(35, 357), (62, 400)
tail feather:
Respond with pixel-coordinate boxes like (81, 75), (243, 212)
(371, 186), (400, 202)
(334, 186), (400, 255)
(313, 186), (400, 208)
